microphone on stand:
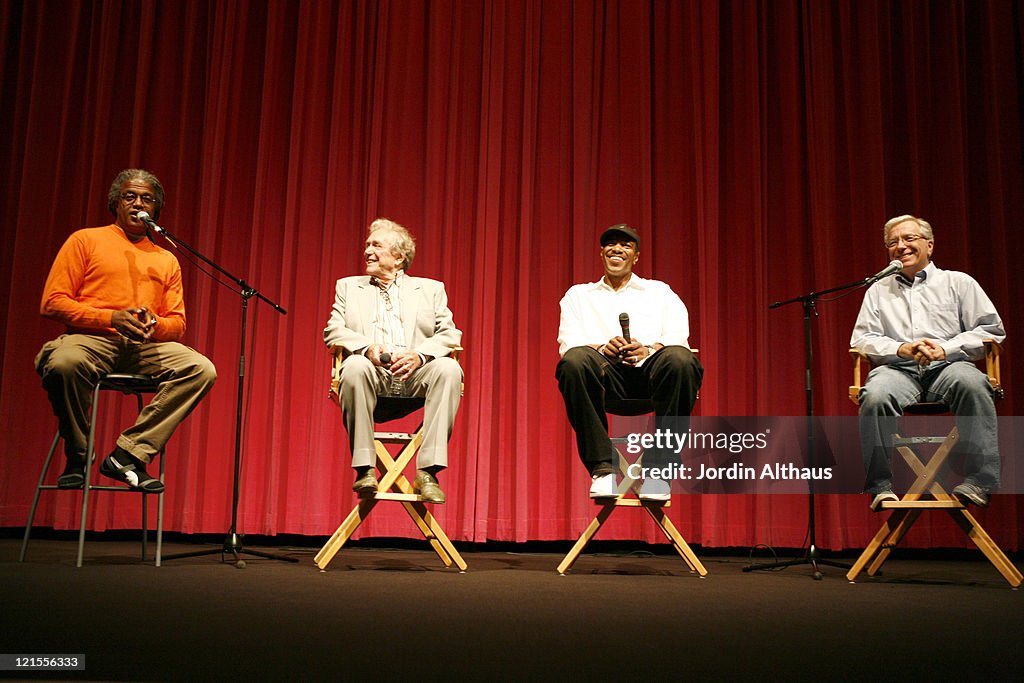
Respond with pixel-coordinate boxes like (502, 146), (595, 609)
(866, 259), (903, 284)
(136, 211), (164, 239)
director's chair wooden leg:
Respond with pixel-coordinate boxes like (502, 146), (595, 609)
(314, 433), (422, 570)
(558, 447), (706, 576)
(371, 436), (465, 569)
(864, 436), (960, 576)
(401, 501), (467, 570)
(864, 508), (923, 576)
(643, 502), (707, 576)
(557, 502), (617, 575)
(949, 509), (1023, 587)
(849, 427), (1022, 586)
(556, 453), (645, 575)
(373, 432), (422, 492)
(315, 497), (379, 569)
(847, 508), (910, 582)
(317, 429), (466, 571)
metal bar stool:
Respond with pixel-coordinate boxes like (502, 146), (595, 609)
(21, 373), (166, 567)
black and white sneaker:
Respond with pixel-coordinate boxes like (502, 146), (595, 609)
(100, 449), (164, 493)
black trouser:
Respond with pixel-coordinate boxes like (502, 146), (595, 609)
(555, 345), (703, 473)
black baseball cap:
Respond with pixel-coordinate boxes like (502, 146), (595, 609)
(600, 223), (640, 247)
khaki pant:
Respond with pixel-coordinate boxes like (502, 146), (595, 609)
(336, 354), (462, 469)
(35, 334), (217, 464)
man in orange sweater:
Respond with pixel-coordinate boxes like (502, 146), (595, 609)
(35, 169), (217, 492)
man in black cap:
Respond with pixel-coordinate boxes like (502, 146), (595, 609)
(555, 224), (703, 500)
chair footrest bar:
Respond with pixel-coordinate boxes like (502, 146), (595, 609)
(882, 500), (963, 509)
(893, 436), (949, 445)
(373, 432), (417, 443)
(597, 498), (671, 507)
(372, 492), (425, 502)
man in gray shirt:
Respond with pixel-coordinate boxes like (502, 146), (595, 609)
(850, 215), (1005, 510)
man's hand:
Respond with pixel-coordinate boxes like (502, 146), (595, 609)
(600, 336), (651, 366)
(111, 308), (154, 341)
(388, 351), (423, 380)
(365, 344), (388, 367)
(136, 307), (157, 339)
(898, 339), (946, 366)
(602, 335), (629, 358)
(912, 339), (946, 365)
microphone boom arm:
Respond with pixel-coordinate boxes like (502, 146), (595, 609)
(139, 214), (285, 314)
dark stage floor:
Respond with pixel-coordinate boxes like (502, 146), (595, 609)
(2, 534), (1022, 681)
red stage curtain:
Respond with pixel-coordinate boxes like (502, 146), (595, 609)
(1, 0), (1021, 551)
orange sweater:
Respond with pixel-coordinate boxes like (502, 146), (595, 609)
(40, 224), (187, 341)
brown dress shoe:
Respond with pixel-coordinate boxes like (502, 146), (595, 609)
(352, 468), (379, 494)
(414, 469), (446, 504)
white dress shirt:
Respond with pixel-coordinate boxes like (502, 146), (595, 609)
(369, 272), (408, 355)
(557, 273), (691, 363)
(850, 262), (1005, 365)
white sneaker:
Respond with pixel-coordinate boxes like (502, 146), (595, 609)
(589, 473), (616, 498)
(639, 477), (671, 502)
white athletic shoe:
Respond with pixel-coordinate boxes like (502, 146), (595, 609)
(589, 473), (616, 498)
(639, 477), (671, 502)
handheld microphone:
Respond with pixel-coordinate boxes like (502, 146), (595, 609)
(867, 259), (903, 283)
(380, 352), (392, 366)
(619, 312), (631, 343)
(135, 211), (164, 235)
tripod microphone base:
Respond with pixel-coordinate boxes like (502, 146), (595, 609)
(743, 544), (849, 580)
(161, 531), (299, 568)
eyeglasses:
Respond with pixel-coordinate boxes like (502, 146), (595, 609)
(120, 192), (157, 205)
(885, 234), (924, 248)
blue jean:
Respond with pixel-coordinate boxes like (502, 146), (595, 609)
(858, 360), (999, 493)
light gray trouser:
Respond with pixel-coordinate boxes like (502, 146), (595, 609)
(336, 354), (462, 469)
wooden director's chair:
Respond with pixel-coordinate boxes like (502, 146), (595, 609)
(314, 346), (467, 571)
(557, 398), (708, 577)
(845, 340), (1021, 587)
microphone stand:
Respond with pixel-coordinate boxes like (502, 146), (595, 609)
(145, 222), (298, 568)
(743, 273), (880, 579)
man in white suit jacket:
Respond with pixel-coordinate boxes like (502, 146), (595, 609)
(324, 218), (463, 503)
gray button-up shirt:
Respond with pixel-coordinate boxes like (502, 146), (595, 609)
(850, 262), (1005, 366)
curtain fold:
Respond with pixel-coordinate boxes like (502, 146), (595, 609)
(2, 0), (1020, 550)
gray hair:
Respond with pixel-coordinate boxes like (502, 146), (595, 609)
(368, 218), (416, 271)
(883, 214), (933, 244)
(107, 168), (166, 220)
